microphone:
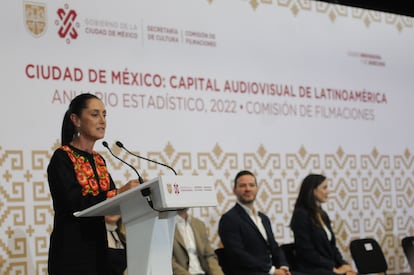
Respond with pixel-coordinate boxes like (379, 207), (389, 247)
(102, 141), (144, 184)
(115, 141), (178, 176)
(102, 141), (153, 208)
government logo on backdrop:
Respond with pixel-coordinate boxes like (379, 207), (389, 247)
(56, 4), (80, 44)
(24, 1), (47, 37)
(23, 2), (140, 43)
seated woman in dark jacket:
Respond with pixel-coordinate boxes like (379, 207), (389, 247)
(290, 174), (356, 275)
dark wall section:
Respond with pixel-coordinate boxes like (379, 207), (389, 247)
(318, 0), (414, 17)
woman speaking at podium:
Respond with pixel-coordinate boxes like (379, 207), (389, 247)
(47, 93), (139, 275)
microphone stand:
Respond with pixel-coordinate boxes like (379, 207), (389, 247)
(115, 141), (178, 176)
(102, 141), (153, 208)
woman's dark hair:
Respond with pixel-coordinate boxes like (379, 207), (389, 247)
(234, 170), (256, 188)
(291, 174), (326, 226)
(61, 93), (99, 145)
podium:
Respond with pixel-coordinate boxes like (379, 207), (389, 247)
(74, 175), (217, 275)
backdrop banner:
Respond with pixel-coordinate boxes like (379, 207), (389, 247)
(1, 0), (414, 274)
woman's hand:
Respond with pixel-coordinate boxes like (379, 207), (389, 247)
(334, 264), (357, 275)
(117, 179), (140, 194)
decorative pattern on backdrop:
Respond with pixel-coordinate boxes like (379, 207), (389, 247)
(239, 0), (412, 32)
(0, 142), (413, 274)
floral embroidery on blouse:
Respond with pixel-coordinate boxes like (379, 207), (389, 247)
(62, 145), (117, 198)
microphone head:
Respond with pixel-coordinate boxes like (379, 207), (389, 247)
(102, 141), (109, 148)
(115, 141), (124, 148)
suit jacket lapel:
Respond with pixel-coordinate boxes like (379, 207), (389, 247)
(190, 219), (204, 256)
(235, 204), (268, 244)
(258, 212), (273, 242)
(176, 219), (204, 255)
(175, 229), (187, 250)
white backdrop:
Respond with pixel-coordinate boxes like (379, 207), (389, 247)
(1, 0), (414, 274)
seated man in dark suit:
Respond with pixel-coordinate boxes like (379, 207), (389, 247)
(218, 170), (306, 275)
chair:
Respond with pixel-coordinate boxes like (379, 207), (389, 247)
(215, 248), (231, 275)
(280, 243), (297, 271)
(350, 238), (388, 275)
(402, 236), (414, 273)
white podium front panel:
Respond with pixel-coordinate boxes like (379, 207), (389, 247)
(152, 175), (217, 210)
(74, 175), (217, 217)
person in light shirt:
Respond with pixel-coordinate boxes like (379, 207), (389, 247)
(218, 170), (306, 275)
(172, 208), (224, 275)
(105, 215), (127, 275)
